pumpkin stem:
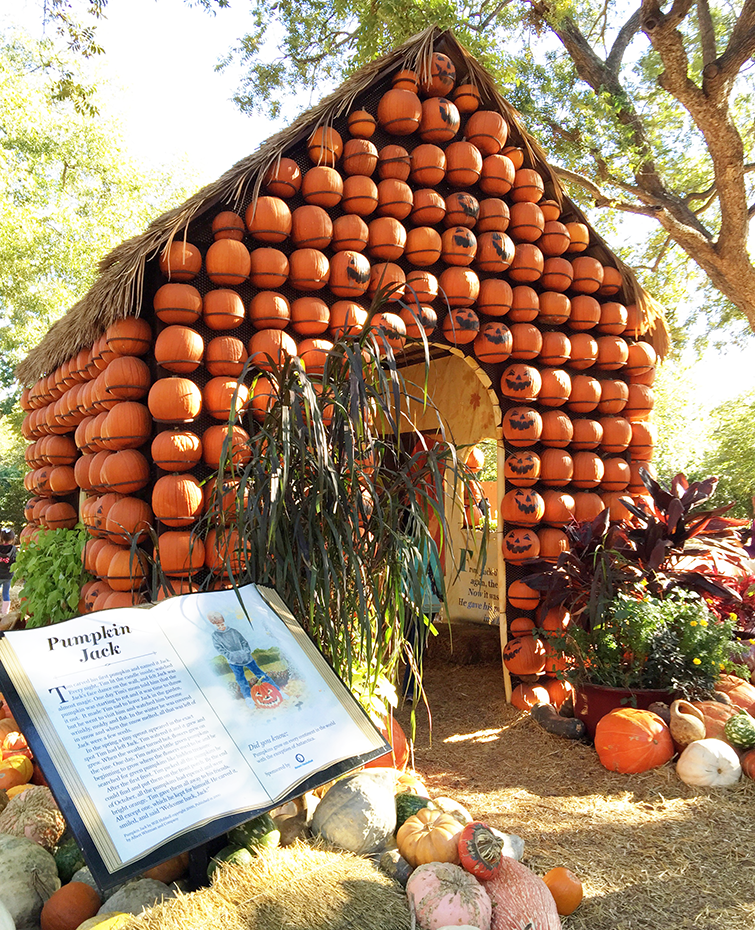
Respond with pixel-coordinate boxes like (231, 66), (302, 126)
(473, 825), (504, 864)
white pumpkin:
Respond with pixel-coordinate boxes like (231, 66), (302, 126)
(0, 898), (16, 930)
(676, 738), (742, 787)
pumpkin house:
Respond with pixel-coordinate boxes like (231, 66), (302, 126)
(15, 27), (669, 701)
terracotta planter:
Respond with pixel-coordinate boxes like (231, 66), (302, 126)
(574, 683), (673, 739)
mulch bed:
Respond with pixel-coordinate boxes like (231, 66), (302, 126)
(397, 624), (755, 930)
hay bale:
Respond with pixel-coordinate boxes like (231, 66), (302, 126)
(118, 844), (411, 930)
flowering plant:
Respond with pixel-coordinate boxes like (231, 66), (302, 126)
(548, 588), (748, 698)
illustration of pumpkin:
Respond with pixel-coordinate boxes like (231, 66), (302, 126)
(250, 681), (283, 708)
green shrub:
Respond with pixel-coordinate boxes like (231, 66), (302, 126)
(14, 527), (91, 627)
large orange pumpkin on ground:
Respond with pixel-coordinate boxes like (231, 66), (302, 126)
(594, 708), (673, 774)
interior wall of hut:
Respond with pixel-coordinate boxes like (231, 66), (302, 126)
(401, 353), (501, 625)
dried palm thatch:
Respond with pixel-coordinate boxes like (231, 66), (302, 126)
(118, 843), (411, 930)
(16, 25), (669, 385)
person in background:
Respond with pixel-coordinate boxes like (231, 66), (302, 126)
(0, 528), (17, 616)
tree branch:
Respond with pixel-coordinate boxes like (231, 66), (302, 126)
(553, 166), (664, 215)
(696, 0), (717, 67)
(707, 0), (755, 85)
(606, 9), (642, 72)
(641, 0), (750, 254)
(470, 0), (516, 33)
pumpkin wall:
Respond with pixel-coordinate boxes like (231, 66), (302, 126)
(18, 42), (658, 688)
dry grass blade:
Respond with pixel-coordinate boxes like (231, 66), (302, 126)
(118, 843), (411, 930)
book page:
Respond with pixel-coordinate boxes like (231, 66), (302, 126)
(0, 584), (385, 873)
(154, 585), (383, 798)
(0, 608), (272, 870)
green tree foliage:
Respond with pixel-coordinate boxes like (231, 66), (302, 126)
(0, 30), (200, 411)
(699, 391), (755, 518)
(0, 414), (27, 532)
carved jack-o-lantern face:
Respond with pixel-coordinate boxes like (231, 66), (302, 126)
(250, 681), (283, 708)
(502, 488), (545, 526)
(502, 406), (542, 447)
(501, 363), (541, 401)
(504, 451), (541, 487)
(502, 528), (540, 563)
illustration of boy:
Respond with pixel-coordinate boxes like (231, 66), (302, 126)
(207, 611), (280, 706)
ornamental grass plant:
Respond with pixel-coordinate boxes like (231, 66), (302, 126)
(152, 287), (488, 714)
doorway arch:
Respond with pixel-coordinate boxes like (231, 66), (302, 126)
(398, 346), (512, 699)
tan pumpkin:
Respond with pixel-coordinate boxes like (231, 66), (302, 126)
(715, 675), (755, 714)
(691, 700), (741, 740)
(396, 807), (464, 867)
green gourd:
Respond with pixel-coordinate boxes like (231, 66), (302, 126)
(227, 812), (281, 852)
(724, 710), (755, 750)
(206, 845), (257, 880)
(395, 792), (434, 832)
(53, 835), (86, 884)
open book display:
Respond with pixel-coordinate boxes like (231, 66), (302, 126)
(0, 584), (389, 888)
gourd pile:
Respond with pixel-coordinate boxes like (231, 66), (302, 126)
(525, 673), (755, 785)
(0, 684), (582, 930)
(16, 43), (657, 617)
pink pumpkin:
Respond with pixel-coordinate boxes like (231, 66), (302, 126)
(485, 855), (561, 930)
(406, 861), (492, 930)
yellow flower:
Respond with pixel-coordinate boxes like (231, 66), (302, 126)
(690, 620), (698, 627)
(693, 658), (701, 665)
(729, 612), (738, 621)
(700, 619), (708, 627)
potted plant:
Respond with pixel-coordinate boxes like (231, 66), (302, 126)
(528, 470), (750, 736)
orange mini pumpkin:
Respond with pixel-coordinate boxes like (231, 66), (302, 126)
(40, 882), (102, 930)
(396, 807), (464, 867)
(542, 867), (583, 916)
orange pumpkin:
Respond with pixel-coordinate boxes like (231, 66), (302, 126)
(511, 683), (550, 711)
(715, 675), (755, 714)
(501, 489), (545, 526)
(503, 406), (542, 448)
(502, 528), (540, 563)
(203, 288), (245, 329)
(264, 157), (302, 198)
(158, 531), (206, 578)
(396, 808), (463, 867)
(41, 882), (102, 930)
(508, 579), (540, 611)
(594, 708), (674, 773)
(542, 866), (583, 916)
(503, 636), (546, 676)
(363, 715), (410, 770)
(152, 474), (203, 527)
(691, 700), (741, 740)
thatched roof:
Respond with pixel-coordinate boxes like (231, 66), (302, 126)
(16, 26), (670, 385)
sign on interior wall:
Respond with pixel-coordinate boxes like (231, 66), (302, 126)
(444, 524), (499, 625)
